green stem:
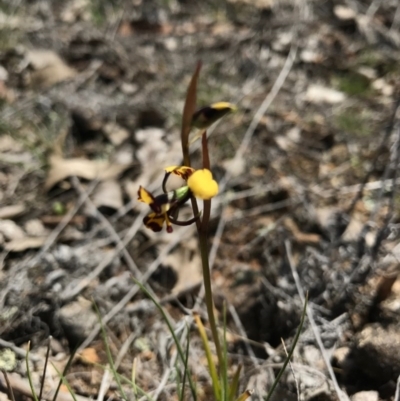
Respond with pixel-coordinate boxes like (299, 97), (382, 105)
(199, 230), (223, 366)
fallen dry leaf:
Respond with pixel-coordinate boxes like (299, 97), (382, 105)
(27, 49), (76, 88)
(92, 180), (123, 211)
(0, 220), (25, 241)
(165, 238), (202, 294)
(78, 347), (100, 364)
(5, 237), (47, 252)
(0, 204), (26, 220)
(45, 154), (130, 190)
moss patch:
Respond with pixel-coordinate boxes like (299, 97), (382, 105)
(335, 109), (372, 137)
(332, 71), (371, 97)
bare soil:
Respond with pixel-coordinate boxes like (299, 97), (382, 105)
(1, 0), (400, 400)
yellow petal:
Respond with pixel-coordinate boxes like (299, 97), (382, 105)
(191, 102), (237, 129)
(138, 186), (154, 205)
(143, 212), (165, 232)
(210, 102), (237, 111)
(187, 169), (218, 200)
(164, 166), (195, 180)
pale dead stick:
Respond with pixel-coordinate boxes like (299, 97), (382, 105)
(284, 240), (350, 401)
(394, 375), (400, 401)
(96, 332), (136, 401)
(0, 338), (40, 362)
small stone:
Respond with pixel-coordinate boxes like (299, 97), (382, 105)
(58, 297), (98, 347)
(0, 220), (25, 241)
(24, 219), (46, 236)
(332, 346), (350, 367)
(351, 391), (378, 401)
(353, 324), (400, 383)
(334, 5), (356, 20)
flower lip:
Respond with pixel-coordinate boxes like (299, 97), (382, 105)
(187, 169), (218, 200)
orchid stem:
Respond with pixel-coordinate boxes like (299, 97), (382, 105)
(199, 227), (223, 367)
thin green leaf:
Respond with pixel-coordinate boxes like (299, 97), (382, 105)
(131, 358), (138, 397)
(25, 342), (38, 401)
(179, 327), (191, 401)
(194, 313), (220, 401)
(94, 303), (128, 401)
(132, 277), (197, 401)
(228, 365), (242, 401)
(52, 364), (78, 401)
(52, 345), (77, 401)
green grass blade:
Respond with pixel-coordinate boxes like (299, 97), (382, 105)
(52, 345), (77, 401)
(25, 342), (39, 401)
(93, 302), (128, 401)
(194, 313), (220, 401)
(132, 277), (197, 401)
(179, 327), (191, 401)
(51, 364), (78, 401)
(228, 364), (242, 401)
(264, 293), (308, 401)
(39, 336), (52, 401)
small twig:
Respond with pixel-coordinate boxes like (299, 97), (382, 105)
(97, 367), (111, 401)
(1, 370), (16, 401)
(38, 337), (52, 401)
(228, 303), (259, 367)
(394, 375), (400, 401)
(366, 0), (382, 19)
(285, 240), (350, 401)
(0, 339), (41, 362)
